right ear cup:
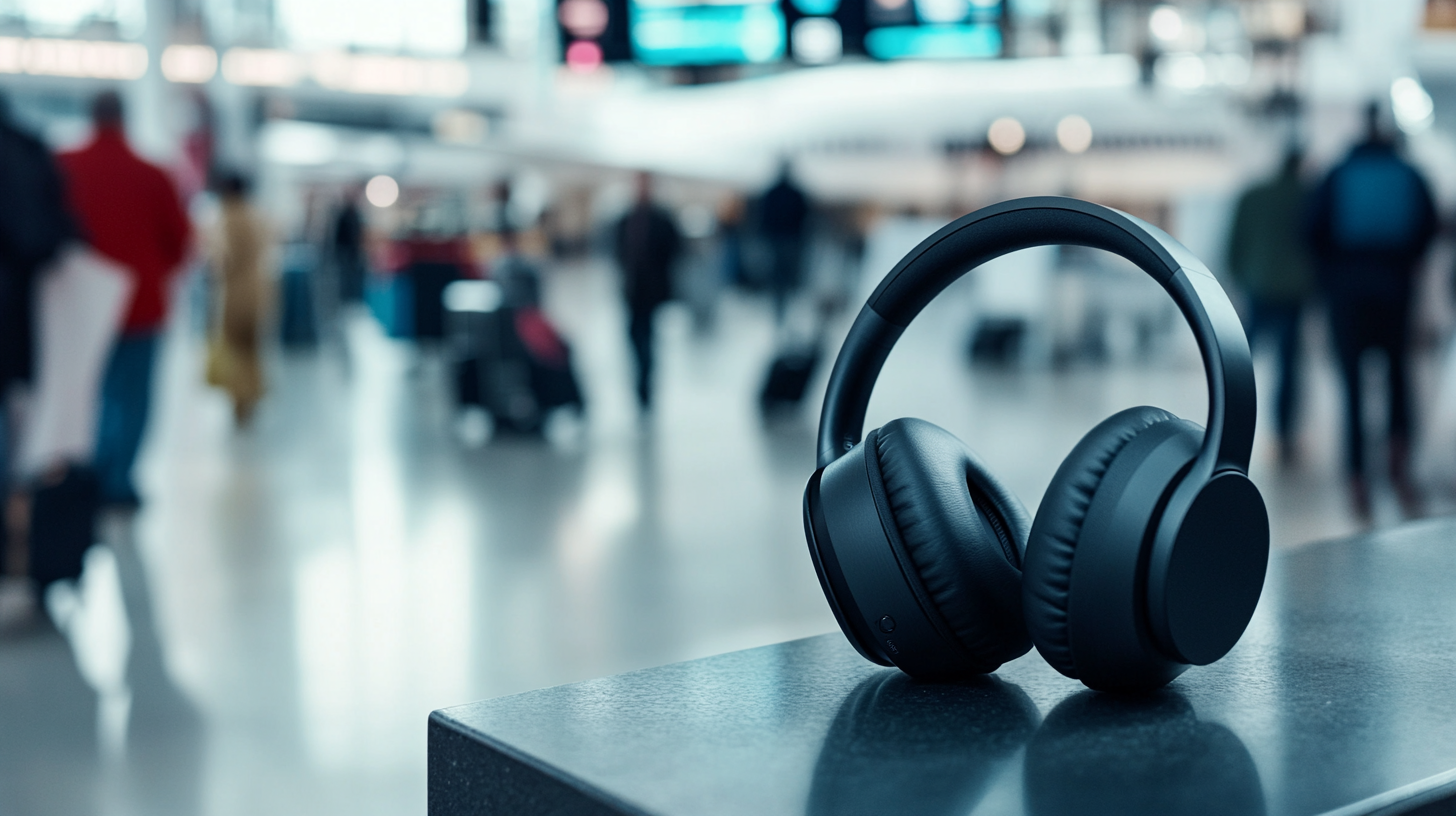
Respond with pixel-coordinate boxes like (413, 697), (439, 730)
(869, 418), (1033, 673)
(1022, 406), (1179, 677)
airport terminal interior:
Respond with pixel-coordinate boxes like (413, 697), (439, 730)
(3, 0), (1456, 813)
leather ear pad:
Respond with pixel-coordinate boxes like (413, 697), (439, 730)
(871, 418), (1033, 670)
(1023, 406), (1177, 677)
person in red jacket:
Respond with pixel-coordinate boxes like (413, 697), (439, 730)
(58, 91), (192, 506)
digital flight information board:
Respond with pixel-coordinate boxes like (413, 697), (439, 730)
(859, 0), (1002, 59)
(555, 0), (1000, 67)
(629, 0), (786, 66)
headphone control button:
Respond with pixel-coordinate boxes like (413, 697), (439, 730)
(878, 615), (896, 633)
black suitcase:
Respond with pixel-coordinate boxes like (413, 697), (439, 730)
(410, 262), (459, 341)
(528, 357), (583, 414)
(759, 344), (820, 412)
(29, 465), (100, 589)
(454, 355), (483, 407)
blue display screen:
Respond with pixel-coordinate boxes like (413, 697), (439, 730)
(848, 0), (1002, 60)
(629, 0), (786, 65)
(790, 0), (839, 15)
(561, 0), (999, 66)
(863, 22), (999, 58)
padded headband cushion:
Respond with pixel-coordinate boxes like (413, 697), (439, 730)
(872, 418), (1033, 671)
(1023, 406), (1176, 677)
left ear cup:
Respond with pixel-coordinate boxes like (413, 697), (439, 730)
(1022, 406), (1180, 678)
(869, 418), (1033, 673)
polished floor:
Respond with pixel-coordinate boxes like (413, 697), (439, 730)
(2, 254), (1452, 815)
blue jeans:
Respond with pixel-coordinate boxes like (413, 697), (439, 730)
(95, 332), (160, 504)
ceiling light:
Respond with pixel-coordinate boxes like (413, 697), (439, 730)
(161, 45), (217, 83)
(1149, 6), (1183, 43)
(222, 48), (305, 87)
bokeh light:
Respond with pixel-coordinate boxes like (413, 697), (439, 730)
(987, 116), (1026, 156)
(1149, 5), (1183, 43)
(160, 44), (218, 83)
(365, 174), (400, 207)
(558, 0), (609, 39)
(1392, 77), (1435, 134)
(565, 39), (604, 72)
(1056, 114), (1093, 154)
(792, 17), (843, 65)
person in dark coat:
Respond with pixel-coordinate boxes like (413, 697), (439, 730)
(1305, 102), (1437, 519)
(614, 172), (681, 410)
(331, 187), (365, 303)
(1227, 148), (1313, 464)
(0, 97), (73, 403)
(759, 162), (810, 323)
(0, 95), (73, 573)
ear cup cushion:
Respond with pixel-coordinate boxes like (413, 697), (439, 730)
(1023, 406), (1178, 677)
(872, 418), (1033, 670)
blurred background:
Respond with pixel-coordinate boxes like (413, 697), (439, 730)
(0, 0), (1455, 812)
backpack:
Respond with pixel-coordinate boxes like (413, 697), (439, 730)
(1330, 151), (1424, 253)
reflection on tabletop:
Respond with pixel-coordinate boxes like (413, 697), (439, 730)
(1025, 690), (1264, 816)
(807, 672), (1264, 816)
(808, 672), (1038, 816)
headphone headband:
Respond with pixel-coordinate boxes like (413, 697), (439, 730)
(817, 197), (1255, 474)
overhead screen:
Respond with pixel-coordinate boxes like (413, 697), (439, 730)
(631, 0), (786, 65)
(856, 0), (1001, 59)
(556, 0), (1000, 66)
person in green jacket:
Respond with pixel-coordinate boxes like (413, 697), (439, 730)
(1226, 148), (1314, 465)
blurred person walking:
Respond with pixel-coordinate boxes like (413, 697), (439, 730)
(1227, 148), (1313, 464)
(206, 173), (269, 427)
(331, 185), (365, 304)
(614, 172), (681, 411)
(59, 91), (192, 507)
(0, 100), (73, 404)
(1306, 102), (1437, 520)
(0, 95), (74, 613)
(759, 162), (810, 323)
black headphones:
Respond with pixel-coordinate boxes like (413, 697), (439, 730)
(803, 197), (1270, 692)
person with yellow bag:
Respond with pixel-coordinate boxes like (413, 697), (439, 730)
(206, 173), (271, 427)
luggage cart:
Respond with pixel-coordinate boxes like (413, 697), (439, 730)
(444, 280), (541, 433)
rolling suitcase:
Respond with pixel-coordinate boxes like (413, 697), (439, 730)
(28, 465), (100, 590)
(759, 343), (820, 413)
(278, 242), (320, 347)
(410, 262), (459, 341)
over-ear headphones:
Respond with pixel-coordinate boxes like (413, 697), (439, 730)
(803, 197), (1270, 692)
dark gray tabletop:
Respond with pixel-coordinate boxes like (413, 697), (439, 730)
(430, 517), (1456, 816)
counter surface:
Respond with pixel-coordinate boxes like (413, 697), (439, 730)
(430, 517), (1456, 815)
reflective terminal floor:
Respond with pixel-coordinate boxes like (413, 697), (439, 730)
(2, 258), (1444, 815)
